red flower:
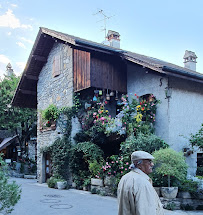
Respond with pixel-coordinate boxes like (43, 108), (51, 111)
(137, 96), (139, 98)
(105, 101), (108, 104)
(134, 93), (137, 96)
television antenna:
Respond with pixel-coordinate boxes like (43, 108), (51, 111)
(94, 9), (114, 40)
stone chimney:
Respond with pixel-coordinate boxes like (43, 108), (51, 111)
(6, 63), (14, 76)
(183, 50), (197, 71)
(106, 30), (120, 48)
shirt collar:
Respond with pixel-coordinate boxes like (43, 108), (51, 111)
(132, 168), (151, 181)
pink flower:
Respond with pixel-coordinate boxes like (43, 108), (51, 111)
(121, 171), (123, 174)
(125, 168), (127, 170)
(105, 101), (108, 104)
(126, 162), (129, 165)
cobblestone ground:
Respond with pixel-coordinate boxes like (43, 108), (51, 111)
(8, 177), (202, 215)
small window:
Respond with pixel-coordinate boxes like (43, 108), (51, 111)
(52, 55), (62, 77)
(197, 153), (203, 176)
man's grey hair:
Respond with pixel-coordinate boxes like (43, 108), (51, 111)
(130, 160), (143, 169)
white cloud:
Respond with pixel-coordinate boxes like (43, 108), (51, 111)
(20, 37), (33, 44)
(16, 41), (26, 49)
(0, 55), (10, 64)
(7, 32), (11, 36)
(16, 62), (26, 72)
(0, 9), (32, 30)
(11, 4), (18, 8)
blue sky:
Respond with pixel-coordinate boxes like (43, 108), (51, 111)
(0, 0), (203, 79)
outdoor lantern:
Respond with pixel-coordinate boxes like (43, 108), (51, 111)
(106, 89), (110, 100)
(110, 91), (114, 97)
(115, 90), (118, 100)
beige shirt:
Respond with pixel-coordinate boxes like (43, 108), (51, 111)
(117, 168), (164, 215)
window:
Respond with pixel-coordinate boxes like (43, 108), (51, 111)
(52, 54), (62, 77)
(197, 153), (203, 176)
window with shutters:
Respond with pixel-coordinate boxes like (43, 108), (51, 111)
(52, 54), (62, 77)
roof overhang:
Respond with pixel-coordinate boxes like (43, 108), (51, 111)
(0, 135), (18, 151)
(12, 27), (203, 109)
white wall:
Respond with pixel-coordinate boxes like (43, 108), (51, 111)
(127, 63), (203, 176)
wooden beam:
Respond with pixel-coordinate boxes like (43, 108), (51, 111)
(19, 89), (37, 96)
(24, 74), (38, 81)
(32, 55), (47, 62)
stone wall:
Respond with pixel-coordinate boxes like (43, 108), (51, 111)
(37, 42), (74, 183)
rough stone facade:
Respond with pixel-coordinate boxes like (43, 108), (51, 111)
(127, 63), (203, 176)
(37, 42), (74, 183)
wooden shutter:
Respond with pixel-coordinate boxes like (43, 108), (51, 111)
(52, 55), (61, 77)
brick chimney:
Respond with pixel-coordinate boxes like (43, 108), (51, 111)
(106, 30), (120, 48)
(183, 50), (197, 71)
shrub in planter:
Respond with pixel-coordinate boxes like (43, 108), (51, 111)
(152, 148), (188, 198)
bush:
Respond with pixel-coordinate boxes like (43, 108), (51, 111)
(0, 155), (21, 214)
(120, 133), (168, 155)
(70, 142), (104, 188)
(178, 179), (199, 197)
(47, 177), (58, 188)
(42, 136), (71, 180)
(152, 148), (188, 187)
(42, 104), (59, 121)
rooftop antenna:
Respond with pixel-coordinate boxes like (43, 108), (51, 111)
(94, 9), (114, 40)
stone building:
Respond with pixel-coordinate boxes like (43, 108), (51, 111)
(12, 27), (203, 183)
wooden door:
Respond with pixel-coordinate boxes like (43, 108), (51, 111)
(45, 153), (52, 180)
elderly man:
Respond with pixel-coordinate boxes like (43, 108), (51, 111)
(117, 151), (164, 215)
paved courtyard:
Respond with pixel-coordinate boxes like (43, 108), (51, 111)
(9, 177), (202, 215)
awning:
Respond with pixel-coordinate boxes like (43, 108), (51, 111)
(0, 135), (18, 151)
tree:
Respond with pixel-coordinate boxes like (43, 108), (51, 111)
(0, 155), (21, 213)
(0, 74), (37, 154)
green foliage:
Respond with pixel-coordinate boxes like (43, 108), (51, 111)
(42, 104), (59, 121)
(42, 136), (71, 180)
(70, 142), (104, 188)
(189, 124), (203, 149)
(178, 179), (199, 197)
(120, 133), (168, 155)
(89, 160), (103, 178)
(0, 155), (21, 214)
(152, 148), (188, 187)
(164, 202), (176, 211)
(47, 177), (58, 188)
(0, 74), (37, 152)
(58, 106), (74, 136)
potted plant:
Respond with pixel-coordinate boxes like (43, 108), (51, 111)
(152, 148), (188, 199)
(41, 104), (59, 129)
